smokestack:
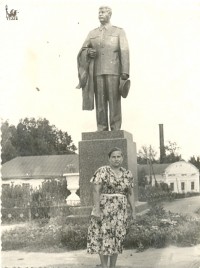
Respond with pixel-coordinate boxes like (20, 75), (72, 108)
(159, 124), (165, 163)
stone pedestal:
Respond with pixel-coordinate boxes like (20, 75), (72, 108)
(78, 130), (138, 206)
(66, 130), (148, 224)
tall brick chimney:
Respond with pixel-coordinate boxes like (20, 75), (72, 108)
(159, 124), (165, 163)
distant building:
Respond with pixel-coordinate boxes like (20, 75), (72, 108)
(1, 155), (79, 189)
(164, 161), (199, 193)
(138, 161), (200, 193)
(2, 156), (199, 194)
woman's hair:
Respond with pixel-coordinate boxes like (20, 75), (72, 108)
(108, 147), (123, 158)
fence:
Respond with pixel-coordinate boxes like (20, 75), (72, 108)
(1, 205), (72, 224)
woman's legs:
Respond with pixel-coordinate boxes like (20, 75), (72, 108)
(110, 253), (118, 268)
(98, 253), (118, 267)
(99, 254), (109, 268)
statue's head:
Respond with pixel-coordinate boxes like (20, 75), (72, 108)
(98, 6), (112, 24)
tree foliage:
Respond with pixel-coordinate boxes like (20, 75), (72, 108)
(137, 145), (158, 164)
(137, 141), (182, 165)
(163, 141), (182, 163)
(189, 156), (200, 171)
(1, 121), (18, 164)
(1, 118), (77, 163)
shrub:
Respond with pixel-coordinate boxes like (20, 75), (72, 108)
(2, 207), (200, 251)
(60, 224), (88, 250)
(1, 216), (87, 251)
(139, 185), (200, 204)
(138, 185), (174, 204)
(1, 179), (71, 209)
(125, 205), (200, 250)
(195, 208), (200, 216)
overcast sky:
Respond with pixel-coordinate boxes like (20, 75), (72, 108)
(1, 0), (200, 160)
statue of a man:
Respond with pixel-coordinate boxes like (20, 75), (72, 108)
(77, 6), (130, 131)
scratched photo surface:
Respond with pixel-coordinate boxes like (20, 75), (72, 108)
(1, 0), (200, 268)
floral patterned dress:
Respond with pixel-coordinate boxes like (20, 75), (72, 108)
(87, 165), (134, 255)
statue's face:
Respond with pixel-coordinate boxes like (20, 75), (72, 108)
(98, 8), (110, 24)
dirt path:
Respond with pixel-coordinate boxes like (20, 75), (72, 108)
(1, 245), (200, 268)
(1, 222), (27, 232)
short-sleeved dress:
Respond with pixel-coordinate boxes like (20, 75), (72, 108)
(87, 165), (134, 256)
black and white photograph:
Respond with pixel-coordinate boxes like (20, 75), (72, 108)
(1, 0), (200, 267)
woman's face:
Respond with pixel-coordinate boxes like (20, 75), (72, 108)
(109, 150), (123, 168)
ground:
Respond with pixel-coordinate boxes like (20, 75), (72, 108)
(1, 245), (200, 268)
(163, 195), (200, 218)
(1, 196), (200, 268)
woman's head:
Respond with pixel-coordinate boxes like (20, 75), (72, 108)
(108, 147), (123, 168)
(108, 147), (123, 158)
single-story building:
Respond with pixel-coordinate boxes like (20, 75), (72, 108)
(1, 154), (79, 188)
(138, 161), (200, 193)
(2, 156), (199, 194)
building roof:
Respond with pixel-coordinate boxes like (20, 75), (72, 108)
(138, 163), (170, 175)
(1, 154), (79, 179)
(165, 161), (199, 174)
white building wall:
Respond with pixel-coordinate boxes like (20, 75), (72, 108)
(164, 161), (199, 193)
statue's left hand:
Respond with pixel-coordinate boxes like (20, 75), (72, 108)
(88, 48), (97, 58)
(121, 73), (129, 80)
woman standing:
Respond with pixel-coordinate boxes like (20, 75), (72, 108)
(87, 147), (136, 268)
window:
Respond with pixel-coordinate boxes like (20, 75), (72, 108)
(181, 182), (185, 191)
(170, 183), (174, 191)
(191, 182), (195, 190)
(22, 183), (30, 188)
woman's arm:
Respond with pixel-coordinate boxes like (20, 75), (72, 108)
(92, 183), (102, 218)
(127, 187), (136, 220)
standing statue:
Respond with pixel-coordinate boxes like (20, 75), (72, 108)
(77, 6), (130, 131)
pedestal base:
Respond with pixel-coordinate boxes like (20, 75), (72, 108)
(79, 130), (138, 206)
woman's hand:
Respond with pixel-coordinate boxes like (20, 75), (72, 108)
(131, 211), (136, 221)
(91, 207), (101, 221)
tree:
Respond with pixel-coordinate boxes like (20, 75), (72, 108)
(189, 156), (200, 171)
(137, 145), (158, 164)
(163, 141), (182, 163)
(1, 118), (77, 163)
(1, 121), (18, 164)
(137, 145), (159, 185)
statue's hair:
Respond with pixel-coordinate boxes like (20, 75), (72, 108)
(99, 6), (112, 16)
(108, 147), (123, 158)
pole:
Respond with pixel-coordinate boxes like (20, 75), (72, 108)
(159, 124), (165, 163)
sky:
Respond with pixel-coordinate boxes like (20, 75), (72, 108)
(0, 0), (200, 160)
